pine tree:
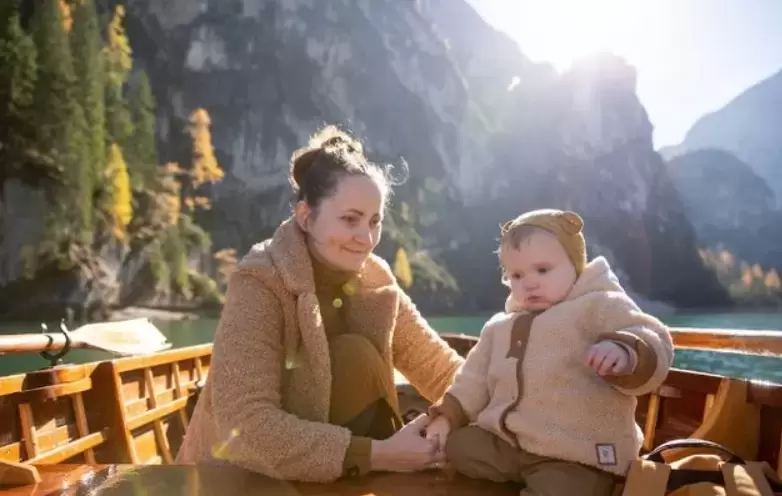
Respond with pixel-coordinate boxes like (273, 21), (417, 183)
(127, 70), (158, 188)
(104, 4), (133, 147)
(69, 0), (106, 242)
(0, 4), (39, 187)
(70, 104), (91, 242)
(31, 0), (75, 157)
(71, 0), (105, 178)
(31, 0), (89, 239)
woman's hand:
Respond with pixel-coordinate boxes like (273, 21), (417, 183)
(370, 414), (445, 472)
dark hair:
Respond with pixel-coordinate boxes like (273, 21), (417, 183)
(289, 125), (400, 210)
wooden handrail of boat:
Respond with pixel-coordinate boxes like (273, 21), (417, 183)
(110, 343), (212, 372)
(670, 327), (782, 356)
(441, 327), (782, 358)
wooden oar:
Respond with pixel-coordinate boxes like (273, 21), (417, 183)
(0, 318), (172, 357)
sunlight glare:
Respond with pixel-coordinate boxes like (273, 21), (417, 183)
(504, 0), (649, 70)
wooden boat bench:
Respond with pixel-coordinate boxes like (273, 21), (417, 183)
(0, 364), (109, 465)
(0, 344), (211, 467)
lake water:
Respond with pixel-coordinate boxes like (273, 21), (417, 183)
(1, 311), (780, 382)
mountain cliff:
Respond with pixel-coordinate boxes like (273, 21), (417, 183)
(430, 49), (727, 311)
(120, 0), (488, 251)
(662, 68), (782, 277)
(662, 69), (782, 205)
(110, 0), (731, 311)
(0, 0), (731, 319)
(665, 149), (782, 272)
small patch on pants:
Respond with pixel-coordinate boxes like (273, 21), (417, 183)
(595, 444), (617, 466)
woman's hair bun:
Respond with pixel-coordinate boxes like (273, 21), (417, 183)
(289, 125), (363, 194)
(289, 147), (320, 195)
(311, 125), (363, 155)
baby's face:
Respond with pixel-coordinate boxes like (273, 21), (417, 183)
(500, 230), (578, 311)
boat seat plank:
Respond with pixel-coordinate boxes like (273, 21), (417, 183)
(108, 347), (210, 465)
(0, 460), (40, 488)
(27, 430), (108, 465)
(16, 377), (92, 404)
(0, 366), (108, 465)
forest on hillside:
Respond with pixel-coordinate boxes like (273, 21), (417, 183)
(0, 0), (427, 321)
(0, 0), (236, 319)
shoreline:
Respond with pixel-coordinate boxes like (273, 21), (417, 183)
(107, 306), (204, 322)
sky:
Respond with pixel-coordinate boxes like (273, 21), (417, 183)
(466, 0), (782, 148)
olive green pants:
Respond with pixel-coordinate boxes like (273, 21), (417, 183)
(446, 425), (618, 496)
(329, 334), (403, 438)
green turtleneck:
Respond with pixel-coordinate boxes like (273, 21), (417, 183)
(309, 254), (374, 477)
(310, 255), (358, 340)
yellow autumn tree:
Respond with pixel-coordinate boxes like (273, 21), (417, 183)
(698, 248), (711, 264)
(751, 263), (764, 278)
(719, 249), (734, 268)
(107, 144), (133, 240)
(189, 108), (224, 189)
(160, 162), (183, 226)
(394, 247), (413, 288)
(105, 5), (132, 86)
(213, 248), (238, 288)
(59, 0), (73, 31)
(741, 267), (754, 288)
(765, 269), (781, 291)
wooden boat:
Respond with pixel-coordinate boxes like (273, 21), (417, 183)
(1, 324), (781, 495)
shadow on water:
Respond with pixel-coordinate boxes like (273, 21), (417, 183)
(0, 312), (780, 382)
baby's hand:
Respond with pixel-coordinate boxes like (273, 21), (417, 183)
(424, 415), (451, 454)
(585, 341), (632, 376)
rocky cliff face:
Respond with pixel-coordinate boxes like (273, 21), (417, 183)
(660, 69), (782, 273)
(121, 0), (487, 250)
(431, 52), (728, 311)
(114, 0), (729, 312)
(76, 0), (728, 314)
(665, 149), (782, 271)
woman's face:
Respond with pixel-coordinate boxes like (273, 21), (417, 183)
(296, 175), (385, 272)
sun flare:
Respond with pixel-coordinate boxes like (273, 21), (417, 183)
(519, 0), (640, 68)
(476, 0), (660, 71)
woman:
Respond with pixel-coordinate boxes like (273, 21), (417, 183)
(176, 124), (464, 483)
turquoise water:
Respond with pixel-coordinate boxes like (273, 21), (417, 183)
(0, 312), (780, 382)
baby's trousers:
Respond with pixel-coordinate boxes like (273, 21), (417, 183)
(445, 425), (618, 496)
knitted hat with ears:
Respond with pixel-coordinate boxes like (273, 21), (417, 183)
(500, 209), (587, 275)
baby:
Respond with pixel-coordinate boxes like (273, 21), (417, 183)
(425, 209), (674, 495)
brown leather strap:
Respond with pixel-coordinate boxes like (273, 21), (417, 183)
(620, 460), (670, 496)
